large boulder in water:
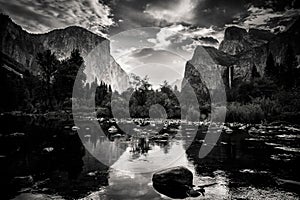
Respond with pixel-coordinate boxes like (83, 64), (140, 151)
(152, 166), (199, 198)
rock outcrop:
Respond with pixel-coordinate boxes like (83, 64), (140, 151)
(219, 26), (248, 55)
(219, 26), (274, 56)
(181, 46), (235, 105)
(182, 18), (300, 96)
(152, 166), (199, 198)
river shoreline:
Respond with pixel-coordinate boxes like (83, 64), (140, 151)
(1, 113), (299, 199)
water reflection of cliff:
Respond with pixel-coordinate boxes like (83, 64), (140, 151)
(79, 119), (180, 169)
(4, 115), (299, 199)
(0, 115), (109, 199)
(84, 137), (127, 167)
(78, 120), (128, 167)
(85, 134), (195, 200)
(130, 137), (151, 159)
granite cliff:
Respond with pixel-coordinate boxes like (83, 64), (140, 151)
(0, 14), (129, 92)
(183, 18), (300, 98)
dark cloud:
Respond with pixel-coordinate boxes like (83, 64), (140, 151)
(245, 0), (300, 11)
(106, 0), (247, 29)
(0, 0), (114, 37)
(107, 0), (197, 34)
(193, 36), (219, 45)
(192, 0), (247, 27)
(104, 0), (157, 34)
(0, 1), (55, 31)
(1, 0), (299, 42)
(107, 0), (300, 35)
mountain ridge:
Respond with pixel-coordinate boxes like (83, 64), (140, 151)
(182, 18), (300, 96)
(0, 14), (129, 92)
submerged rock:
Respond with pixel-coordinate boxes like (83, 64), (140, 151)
(13, 193), (64, 200)
(12, 175), (34, 188)
(9, 132), (25, 137)
(152, 166), (200, 198)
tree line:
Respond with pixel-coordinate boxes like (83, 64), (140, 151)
(0, 49), (85, 112)
(226, 44), (300, 123)
(1, 45), (300, 123)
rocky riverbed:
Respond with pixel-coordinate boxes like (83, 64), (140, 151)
(1, 114), (299, 199)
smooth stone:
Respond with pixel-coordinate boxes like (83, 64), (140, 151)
(152, 166), (198, 199)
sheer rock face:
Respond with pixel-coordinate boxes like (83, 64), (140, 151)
(0, 15), (41, 71)
(182, 46), (235, 92)
(183, 26), (273, 96)
(0, 15), (129, 92)
(218, 22), (300, 78)
(219, 26), (249, 55)
(101, 56), (130, 92)
(218, 26), (276, 79)
(181, 46), (233, 105)
(219, 26), (274, 56)
(187, 46), (234, 90)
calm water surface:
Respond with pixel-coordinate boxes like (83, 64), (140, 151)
(1, 116), (299, 199)
(80, 121), (300, 200)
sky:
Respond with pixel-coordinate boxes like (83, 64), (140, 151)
(1, 0), (299, 39)
(1, 0), (300, 86)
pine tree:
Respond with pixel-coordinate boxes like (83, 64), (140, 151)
(174, 85), (178, 92)
(282, 45), (297, 88)
(251, 64), (260, 80)
(36, 50), (60, 109)
(264, 53), (277, 79)
(54, 49), (85, 105)
(69, 49), (86, 99)
(160, 80), (171, 94)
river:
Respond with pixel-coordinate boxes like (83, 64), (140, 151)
(0, 115), (299, 199)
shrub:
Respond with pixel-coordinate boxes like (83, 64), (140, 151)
(226, 102), (265, 123)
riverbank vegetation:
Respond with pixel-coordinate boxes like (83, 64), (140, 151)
(1, 46), (300, 124)
(226, 46), (300, 124)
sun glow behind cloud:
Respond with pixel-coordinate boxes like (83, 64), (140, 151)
(144, 0), (197, 24)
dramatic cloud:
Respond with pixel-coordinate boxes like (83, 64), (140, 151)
(2, 0), (299, 87)
(147, 25), (187, 50)
(146, 24), (224, 56)
(107, 0), (244, 35)
(144, 0), (197, 24)
(1, 0), (300, 56)
(104, 0), (299, 60)
(238, 6), (300, 32)
(0, 0), (114, 37)
(192, 0), (246, 27)
(2, 0), (300, 40)
(244, 0), (300, 12)
(194, 37), (219, 45)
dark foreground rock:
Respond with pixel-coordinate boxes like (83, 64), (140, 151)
(152, 166), (200, 198)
